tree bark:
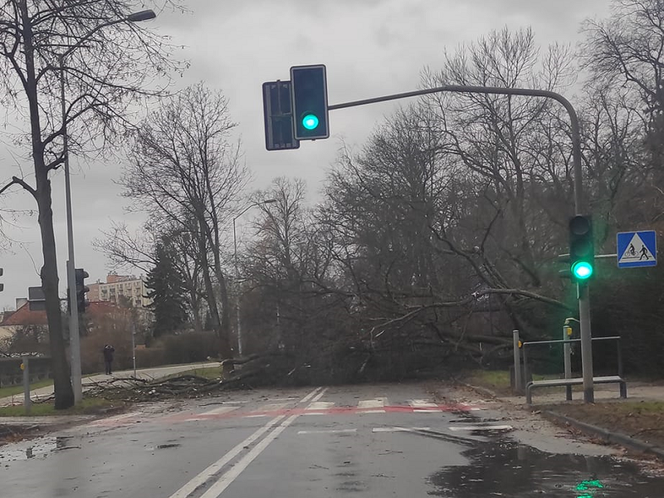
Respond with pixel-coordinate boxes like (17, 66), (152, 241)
(20, 0), (73, 409)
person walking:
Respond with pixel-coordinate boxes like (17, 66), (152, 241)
(103, 344), (115, 375)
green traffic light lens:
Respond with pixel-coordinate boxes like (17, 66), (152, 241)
(302, 114), (319, 130)
(572, 261), (593, 280)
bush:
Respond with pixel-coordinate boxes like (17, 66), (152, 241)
(134, 347), (166, 369)
(154, 332), (221, 365)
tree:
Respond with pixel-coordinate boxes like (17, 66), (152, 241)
(145, 241), (188, 337)
(120, 83), (249, 366)
(0, 1), (182, 408)
(581, 0), (664, 183)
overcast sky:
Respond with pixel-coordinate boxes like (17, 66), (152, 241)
(0, 0), (611, 310)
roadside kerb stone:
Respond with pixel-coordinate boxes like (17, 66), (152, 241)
(544, 410), (664, 461)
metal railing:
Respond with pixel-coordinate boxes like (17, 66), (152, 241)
(513, 330), (623, 400)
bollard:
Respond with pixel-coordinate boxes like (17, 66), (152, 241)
(513, 330), (522, 393)
(563, 325), (573, 401)
(22, 356), (31, 414)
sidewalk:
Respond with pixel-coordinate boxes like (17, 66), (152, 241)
(0, 361), (222, 407)
(465, 379), (664, 460)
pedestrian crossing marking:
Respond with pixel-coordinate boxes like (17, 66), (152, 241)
(132, 397), (482, 424)
(409, 399), (442, 412)
(358, 398), (386, 413)
(306, 401), (335, 410)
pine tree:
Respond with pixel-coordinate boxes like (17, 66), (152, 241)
(145, 242), (188, 337)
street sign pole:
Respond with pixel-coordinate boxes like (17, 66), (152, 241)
(578, 283), (593, 402)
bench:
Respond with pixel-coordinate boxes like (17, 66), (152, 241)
(526, 375), (627, 404)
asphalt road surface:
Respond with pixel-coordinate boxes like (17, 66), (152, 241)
(2, 382), (663, 497)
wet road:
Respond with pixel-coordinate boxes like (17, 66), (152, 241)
(2, 383), (663, 497)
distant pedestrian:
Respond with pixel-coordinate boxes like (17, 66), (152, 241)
(103, 344), (115, 375)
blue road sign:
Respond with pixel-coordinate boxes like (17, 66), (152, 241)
(617, 230), (657, 268)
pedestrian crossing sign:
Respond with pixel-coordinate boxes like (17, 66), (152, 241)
(617, 230), (657, 268)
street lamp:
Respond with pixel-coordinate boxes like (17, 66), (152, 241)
(61, 9), (156, 403)
(233, 199), (277, 356)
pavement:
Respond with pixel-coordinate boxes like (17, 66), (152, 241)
(462, 379), (664, 460)
(0, 361), (222, 408)
(2, 381), (663, 497)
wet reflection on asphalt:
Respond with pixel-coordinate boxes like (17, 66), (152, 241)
(429, 438), (664, 497)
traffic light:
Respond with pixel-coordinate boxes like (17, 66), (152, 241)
(290, 65), (329, 140)
(0, 267), (3, 292)
(75, 268), (89, 313)
(569, 215), (594, 282)
(263, 80), (300, 150)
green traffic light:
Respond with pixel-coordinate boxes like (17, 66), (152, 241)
(302, 114), (319, 130)
(572, 261), (593, 280)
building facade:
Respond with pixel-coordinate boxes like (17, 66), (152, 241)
(93, 274), (151, 308)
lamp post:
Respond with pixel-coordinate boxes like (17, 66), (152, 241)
(233, 199), (277, 356)
(61, 9), (156, 403)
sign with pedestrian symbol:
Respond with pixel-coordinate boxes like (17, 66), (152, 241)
(617, 230), (657, 268)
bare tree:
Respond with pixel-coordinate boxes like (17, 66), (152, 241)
(120, 83), (249, 366)
(581, 0), (664, 201)
(0, 0), (182, 408)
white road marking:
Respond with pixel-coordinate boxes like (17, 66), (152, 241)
(299, 387), (324, 404)
(297, 429), (357, 435)
(358, 398), (386, 413)
(306, 401), (335, 410)
(245, 414), (267, 418)
(259, 402), (289, 411)
(199, 414), (299, 498)
(409, 399), (442, 413)
(449, 424), (513, 431)
(167, 386), (321, 498)
(372, 427), (431, 433)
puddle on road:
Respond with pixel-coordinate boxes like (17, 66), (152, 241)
(0, 436), (79, 462)
(428, 439), (664, 497)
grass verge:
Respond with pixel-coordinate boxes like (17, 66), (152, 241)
(463, 369), (554, 396)
(0, 379), (55, 399)
(549, 401), (664, 449)
(0, 397), (124, 417)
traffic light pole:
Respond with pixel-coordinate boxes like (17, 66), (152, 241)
(62, 57), (82, 404)
(329, 83), (594, 403)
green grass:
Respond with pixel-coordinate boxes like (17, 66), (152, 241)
(607, 401), (664, 414)
(0, 397), (121, 417)
(465, 369), (553, 393)
(0, 378), (54, 399)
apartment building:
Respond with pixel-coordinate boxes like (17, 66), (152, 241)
(90, 274), (152, 308)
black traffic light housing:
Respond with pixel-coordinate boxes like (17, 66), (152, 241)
(75, 268), (89, 313)
(568, 215), (594, 282)
(290, 65), (329, 140)
(263, 80), (300, 151)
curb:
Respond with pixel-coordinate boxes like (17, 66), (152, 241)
(544, 410), (664, 461)
(456, 380), (500, 400)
